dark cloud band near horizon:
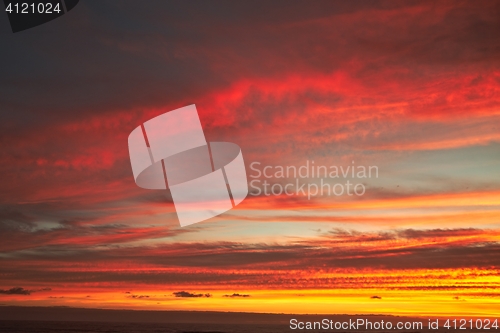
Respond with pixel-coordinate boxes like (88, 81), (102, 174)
(0, 0), (499, 315)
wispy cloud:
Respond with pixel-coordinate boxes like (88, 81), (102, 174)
(0, 287), (51, 295)
(173, 291), (212, 298)
(223, 293), (251, 298)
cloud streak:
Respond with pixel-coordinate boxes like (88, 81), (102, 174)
(0, 287), (51, 295)
(173, 291), (212, 298)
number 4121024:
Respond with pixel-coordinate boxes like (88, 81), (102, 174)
(443, 319), (499, 330)
(5, 2), (62, 14)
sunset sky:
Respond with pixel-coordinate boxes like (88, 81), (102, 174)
(0, 0), (499, 318)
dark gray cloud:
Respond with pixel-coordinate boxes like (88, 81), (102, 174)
(0, 287), (51, 295)
(223, 293), (250, 298)
(0, 208), (36, 232)
(0, 287), (31, 295)
(173, 291), (211, 298)
(127, 294), (149, 299)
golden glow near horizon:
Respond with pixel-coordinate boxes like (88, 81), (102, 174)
(1, 267), (498, 317)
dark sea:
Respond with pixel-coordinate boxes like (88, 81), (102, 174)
(0, 321), (288, 333)
(0, 319), (480, 333)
